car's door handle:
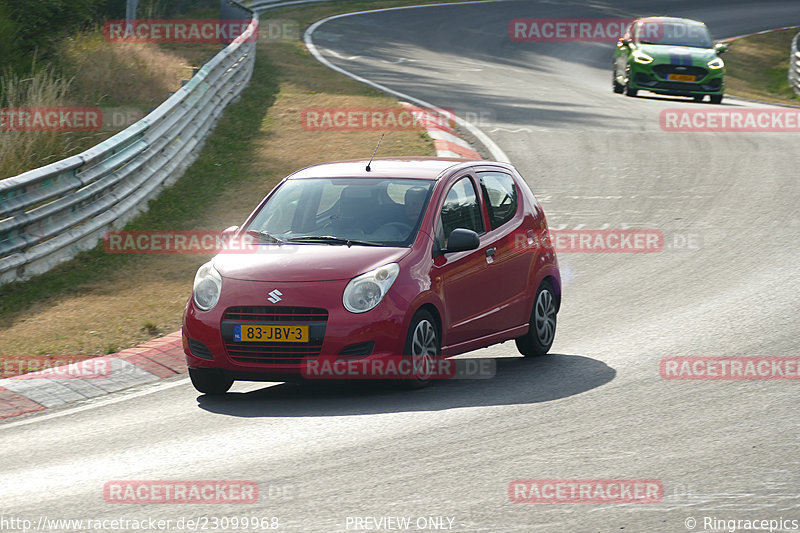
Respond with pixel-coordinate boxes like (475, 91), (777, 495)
(485, 247), (496, 258)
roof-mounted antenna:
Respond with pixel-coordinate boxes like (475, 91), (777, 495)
(365, 133), (384, 172)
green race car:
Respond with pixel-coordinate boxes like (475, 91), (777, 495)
(613, 17), (727, 103)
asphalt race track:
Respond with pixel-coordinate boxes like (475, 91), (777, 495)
(2, 1), (800, 531)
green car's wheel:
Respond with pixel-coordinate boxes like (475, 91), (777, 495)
(613, 67), (624, 94)
(710, 94), (723, 104)
(693, 95), (705, 102)
(624, 66), (637, 97)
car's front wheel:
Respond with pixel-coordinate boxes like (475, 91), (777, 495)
(515, 280), (557, 357)
(613, 67), (624, 94)
(624, 65), (638, 97)
(189, 368), (233, 394)
(401, 309), (440, 389)
(710, 94), (723, 104)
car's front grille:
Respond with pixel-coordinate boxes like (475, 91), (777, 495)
(225, 341), (324, 365)
(651, 81), (708, 91)
(652, 65), (709, 80)
(223, 306), (328, 322)
(221, 306), (328, 365)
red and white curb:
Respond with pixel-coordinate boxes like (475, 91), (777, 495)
(0, 331), (186, 421)
(400, 102), (482, 159)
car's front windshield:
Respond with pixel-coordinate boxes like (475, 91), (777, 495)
(638, 21), (714, 48)
(246, 177), (435, 247)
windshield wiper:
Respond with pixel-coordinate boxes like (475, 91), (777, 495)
(245, 229), (286, 244)
(286, 235), (382, 247)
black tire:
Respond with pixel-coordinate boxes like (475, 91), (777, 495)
(400, 309), (440, 389)
(613, 68), (624, 94)
(515, 280), (557, 357)
(693, 95), (705, 102)
(189, 368), (233, 394)
(624, 65), (637, 97)
(710, 94), (723, 104)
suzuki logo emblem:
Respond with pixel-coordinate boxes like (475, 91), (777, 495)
(267, 289), (283, 303)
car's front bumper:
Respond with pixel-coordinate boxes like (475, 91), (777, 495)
(182, 277), (411, 380)
(629, 61), (724, 95)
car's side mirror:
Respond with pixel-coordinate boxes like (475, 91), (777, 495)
(715, 42), (728, 54)
(442, 228), (480, 254)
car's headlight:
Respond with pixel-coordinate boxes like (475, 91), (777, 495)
(632, 50), (654, 64)
(707, 57), (724, 69)
(193, 261), (222, 311)
(343, 263), (400, 313)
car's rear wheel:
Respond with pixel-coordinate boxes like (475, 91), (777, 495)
(693, 95), (705, 102)
(515, 280), (557, 357)
(710, 94), (723, 104)
(189, 368), (233, 394)
(613, 67), (624, 94)
(401, 309), (440, 389)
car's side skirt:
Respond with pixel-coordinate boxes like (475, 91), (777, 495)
(441, 324), (528, 357)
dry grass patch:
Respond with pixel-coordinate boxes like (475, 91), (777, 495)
(725, 28), (800, 104)
(0, 31), (216, 179)
(61, 30), (200, 107)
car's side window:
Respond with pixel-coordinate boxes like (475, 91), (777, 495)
(478, 171), (518, 230)
(436, 176), (484, 248)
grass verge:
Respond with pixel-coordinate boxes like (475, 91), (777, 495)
(725, 28), (800, 105)
(0, 0), (465, 357)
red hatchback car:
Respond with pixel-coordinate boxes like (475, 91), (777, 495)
(182, 158), (561, 393)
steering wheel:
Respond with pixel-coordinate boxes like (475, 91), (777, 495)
(378, 221), (412, 239)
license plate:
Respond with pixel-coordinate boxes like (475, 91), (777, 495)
(234, 324), (309, 343)
(667, 73), (696, 82)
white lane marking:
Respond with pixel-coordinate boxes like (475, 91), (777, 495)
(489, 127), (534, 133)
(303, 0), (510, 163)
(0, 377), (190, 430)
(323, 48), (363, 61)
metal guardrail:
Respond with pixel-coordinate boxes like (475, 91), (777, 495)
(790, 32), (800, 94)
(0, 2), (258, 286)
